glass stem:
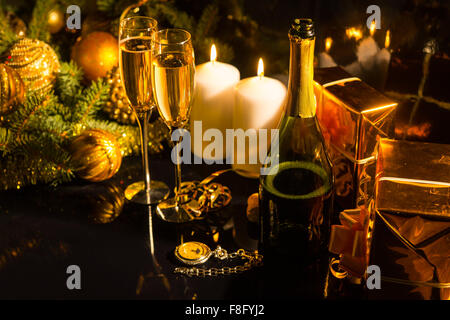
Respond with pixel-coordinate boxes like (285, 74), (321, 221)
(172, 128), (182, 203)
(137, 110), (152, 201)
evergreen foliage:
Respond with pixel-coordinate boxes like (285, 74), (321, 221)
(0, 0), (250, 190)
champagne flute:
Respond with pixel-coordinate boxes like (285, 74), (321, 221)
(151, 29), (195, 223)
(119, 16), (170, 205)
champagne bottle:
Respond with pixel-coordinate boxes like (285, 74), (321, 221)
(258, 19), (334, 299)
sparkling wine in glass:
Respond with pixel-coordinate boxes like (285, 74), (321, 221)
(119, 16), (170, 205)
(152, 29), (195, 223)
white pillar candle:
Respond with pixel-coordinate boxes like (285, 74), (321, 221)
(232, 58), (287, 178)
(190, 44), (240, 161)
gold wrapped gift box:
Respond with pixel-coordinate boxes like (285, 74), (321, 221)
(369, 138), (450, 300)
(375, 138), (450, 218)
(313, 67), (398, 209)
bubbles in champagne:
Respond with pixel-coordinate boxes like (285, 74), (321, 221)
(119, 37), (154, 112)
(152, 52), (195, 128)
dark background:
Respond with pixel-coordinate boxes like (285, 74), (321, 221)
(0, 0), (448, 300)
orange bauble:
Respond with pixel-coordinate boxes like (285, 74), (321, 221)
(71, 31), (119, 82)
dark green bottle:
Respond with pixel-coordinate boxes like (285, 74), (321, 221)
(258, 19), (334, 299)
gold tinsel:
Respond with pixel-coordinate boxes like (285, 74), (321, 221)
(104, 67), (136, 125)
(7, 38), (60, 96)
(0, 63), (25, 116)
(69, 129), (122, 182)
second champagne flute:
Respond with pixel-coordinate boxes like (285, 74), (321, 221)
(119, 16), (170, 205)
(151, 29), (195, 223)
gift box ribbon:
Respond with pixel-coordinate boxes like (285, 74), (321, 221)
(328, 206), (371, 278)
(329, 205), (450, 295)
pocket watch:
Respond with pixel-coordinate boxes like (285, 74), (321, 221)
(174, 241), (263, 277)
(174, 241), (213, 265)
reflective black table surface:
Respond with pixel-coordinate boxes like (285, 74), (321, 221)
(0, 152), (262, 299)
(0, 99), (448, 300)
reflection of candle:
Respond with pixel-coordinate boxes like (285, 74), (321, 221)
(232, 58), (287, 178)
(325, 37), (332, 53)
(357, 36), (379, 72)
(190, 44), (240, 161)
(375, 30), (392, 90)
(384, 30), (390, 49)
(346, 27), (362, 41)
(319, 37), (337, 68)
(369, 20), (376, 37)
(344, 25), (380, 83)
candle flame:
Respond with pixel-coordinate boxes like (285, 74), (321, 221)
(370, 20), (376, 36)
(257, 58), (264, 78)
(325, 37), (333, 52)
(210, 44), (217, 63)
(48, 10), (60, 24)
(346, 27), (362, 41)
(385, 30), (391, 49)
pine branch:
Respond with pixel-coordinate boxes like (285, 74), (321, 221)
(0, 141), (75, 190)
(151, 2), (195, 31)
(28, 0), (56, 42)
(71, 79), (111, 124)
(0, 127), (13, 152)
(82, 117), (168, 157)
(97, 0), (139, 17)
(55, 61), (83, 108)
(195, 2), (219, 40)
(7, 93), (58, 148)
(27, 114), (72, 146)
(0, 5), (18, 55)
(0, 0), (186, 190)
(97, 0), (116, 12)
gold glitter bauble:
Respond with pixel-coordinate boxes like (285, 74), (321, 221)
(7, 38), (60, 96)
(0, 63), (25, 116)
(104, 67), (136, 125)
(71, 31), (119, 82)
(47, 8), (65, 34)
(69, 129), (122, 182)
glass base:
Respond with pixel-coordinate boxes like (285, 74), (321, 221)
(124, 180), (170, 205)
(156, 198), (195, 223)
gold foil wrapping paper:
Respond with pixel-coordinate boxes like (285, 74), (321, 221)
(369, 138), (450, 299)
(376, 138), (450, 218)
(313, 67), (397, 209)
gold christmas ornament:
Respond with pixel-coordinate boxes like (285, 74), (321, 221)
(71, 31), (119, 82)
(69, 129), (123, 182)
(0, 63), (25, 116)
(104, 67), (136, 125)
(88, 182), (125, 224)
(47, 8), (65, 34)
(7, 38), (60, 96)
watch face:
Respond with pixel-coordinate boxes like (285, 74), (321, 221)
(175, 242), (211, 265)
